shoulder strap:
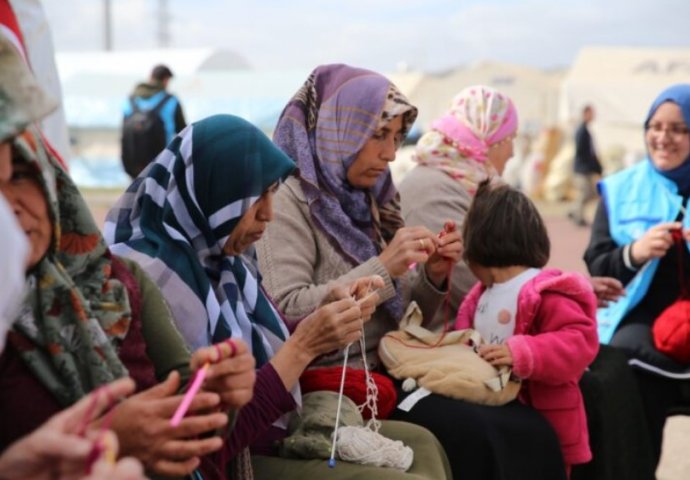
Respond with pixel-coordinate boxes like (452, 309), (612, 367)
(128, 96), (140, 114)
(151, 93), (173, 115)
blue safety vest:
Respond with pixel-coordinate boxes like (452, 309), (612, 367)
(596, 160), (690, 343)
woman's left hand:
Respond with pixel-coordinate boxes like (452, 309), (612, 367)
(348, 275), (385, 321)
(478, 344), (513, 367)
(590, 276), (625, 307)
(191, 339), (256, 410)
(424, 221), (463, 287)
(320, 275), (384, 322)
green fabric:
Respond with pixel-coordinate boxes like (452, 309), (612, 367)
(10, 128), (131, 406)
(254, 420), (452, 480)
(280, 391), (364, 460)
(119, 257), (192, 383)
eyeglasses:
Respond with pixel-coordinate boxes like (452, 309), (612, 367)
(645, 122), (690, 139)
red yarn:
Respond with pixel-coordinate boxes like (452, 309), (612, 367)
(299, 367), (397, 419)
(652, 228), (690, 364)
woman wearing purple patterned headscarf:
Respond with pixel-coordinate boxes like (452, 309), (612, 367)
(258, 64), (462, 369)
(257, 65), (568, 480)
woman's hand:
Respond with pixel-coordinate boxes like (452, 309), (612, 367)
(590, 276), (625, 308)
(269, 297), (364, 390)
(478, 344), (513, 368)
(108, 371), (228, 477)
(190, 339), (256, 410)
(630, 221), (682, 265)
(349, 275), (384, 321)
(82, 431), (146, 480)
(378, 226), (439, 278)
(291, 297), (363, 359)
(0, 378), (145, 480)
(425, 221), (463, 287)
(320, 275), (384, 321)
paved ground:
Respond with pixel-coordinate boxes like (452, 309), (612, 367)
(83, 190), (689, 479)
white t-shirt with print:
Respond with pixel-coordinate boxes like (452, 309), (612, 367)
(473, 268), (541, 345)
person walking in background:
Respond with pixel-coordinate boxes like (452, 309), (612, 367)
(568, 105), (602, 227)
(120, 64), (186, 179)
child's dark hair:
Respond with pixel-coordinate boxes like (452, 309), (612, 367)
(462, 179), (550, 268)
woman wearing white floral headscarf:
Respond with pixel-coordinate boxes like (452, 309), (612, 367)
(399, 85), (518, 328)
(400, 86), (623, 328)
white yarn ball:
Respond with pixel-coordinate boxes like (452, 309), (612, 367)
(336, 426), (414, 471)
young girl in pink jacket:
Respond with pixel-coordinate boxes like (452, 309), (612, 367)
(454, 180), (599, 476)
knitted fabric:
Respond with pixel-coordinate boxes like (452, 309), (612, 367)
(300, 366), (397, 419)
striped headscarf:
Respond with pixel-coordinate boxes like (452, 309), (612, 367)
(105, 115), (296, 367)
(273, 64), (417, 320)
(10, 127), (130, 406)
(414, 85), (518, 195)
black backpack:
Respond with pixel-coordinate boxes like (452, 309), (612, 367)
(120, 93), (172, 178)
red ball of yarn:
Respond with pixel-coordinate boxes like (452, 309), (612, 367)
(299, 366), (397, 419)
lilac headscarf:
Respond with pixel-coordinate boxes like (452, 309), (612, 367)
(273, 64), (417, 320)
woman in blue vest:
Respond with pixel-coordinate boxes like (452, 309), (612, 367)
(584, 84), (690, 464)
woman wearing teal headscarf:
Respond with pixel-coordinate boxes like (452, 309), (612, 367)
(106, 114), (452, 479)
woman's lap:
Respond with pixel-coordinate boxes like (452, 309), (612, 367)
(610, 323), (690, 463)
(389, 390), (566, 480)
(252, 420), (451, 479)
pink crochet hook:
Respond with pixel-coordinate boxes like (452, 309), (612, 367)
(170, 363), (209, 427)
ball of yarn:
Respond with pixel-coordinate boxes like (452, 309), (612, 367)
(300, 366), (397, 419)
(337, 426), (414, 471)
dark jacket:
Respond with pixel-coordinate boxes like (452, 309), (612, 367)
(573, 123), (602, 175)
(127, 81), (186, 139)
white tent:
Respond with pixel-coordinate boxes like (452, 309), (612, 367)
(560, 46), (690, 160)
(56, 47), (250, 79)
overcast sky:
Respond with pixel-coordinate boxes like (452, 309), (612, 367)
(43, 0), (690, 73)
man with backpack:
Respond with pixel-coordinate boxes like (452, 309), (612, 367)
(121, 64), (186, 178)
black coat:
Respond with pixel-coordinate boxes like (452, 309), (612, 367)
(573, 123), (602, 175)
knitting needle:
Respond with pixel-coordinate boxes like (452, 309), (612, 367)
(329, 345), (351, 468)
(170, 363), (210, 427)
(330, 279), (373, 467)
(329, 277), (377, 467)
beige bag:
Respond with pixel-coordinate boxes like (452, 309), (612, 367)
(378, 302), (520, 406)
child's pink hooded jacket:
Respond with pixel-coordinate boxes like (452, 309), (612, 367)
(455, 269), (599, 465)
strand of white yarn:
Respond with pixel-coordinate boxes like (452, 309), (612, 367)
(328, 323), (414, 471)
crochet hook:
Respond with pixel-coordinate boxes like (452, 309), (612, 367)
(170, 363), (209, 427)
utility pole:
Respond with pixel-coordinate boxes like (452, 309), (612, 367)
(104, 0), (113, 51)
(157, 0), (170, 48)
